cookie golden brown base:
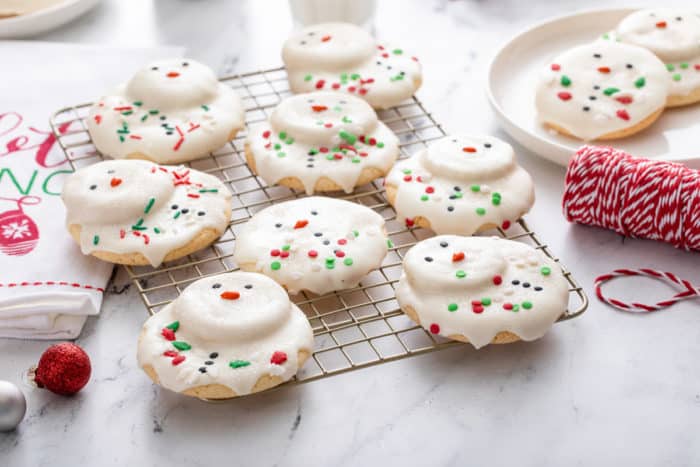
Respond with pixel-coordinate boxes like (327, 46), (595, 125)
(543, 107), (665, 140)
(401, 304), (521, 345)
(666, 87), (700, 108)
(244, 144), (387, 193)
(141, 349), (311, 399)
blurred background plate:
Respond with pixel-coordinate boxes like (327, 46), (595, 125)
(0, 0), (99, 39)
(487, 7), (700, 169)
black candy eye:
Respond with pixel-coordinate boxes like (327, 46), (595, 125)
(582, 106), (591, 112)
(275, 223), (282, 228)
(171, 204), (178, 209)
(151, 66), (159, 71)
(107, 170), (115, 174)
(439, 241), (448, 248)
(300, 41), (306, 45)
(212, 283), (221, 289)
(160, 115), (167, 120)
(676, 16), (682, 21)
(244, 284), (253, 289)
(311, 210), (318, 215)
(626, 64), (633, 69)
(424, 257), (433, 262)
(89, 184), (97, 190)
(182, 61), (189, 66)
(484, 143), (492, 148)
(197, 211), (205, 216)
(593, 53), (601, 58)
(181, 208), (189, 214)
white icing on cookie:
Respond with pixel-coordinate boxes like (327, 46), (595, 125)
(61, 159), (231, 267)
(535, 41), (669, 140)
(87, 59), (245, 164)
(616, 9), (700, 62)
(396, 235), (569, 349)
(282, 22), (422, 109)
(246, 92), (398, 194)
(233, 196), (388, 295)
(137, 271), (314, 396)
(385, 135), (534, 235)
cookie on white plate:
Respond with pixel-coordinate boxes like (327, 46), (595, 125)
(87, 58), (245, 163)
(61, 159), (231, 267)
(384, 135), (534, 234)
(396, 235), (569, 349)
(245, 91), (399, 194)
(234, 196), (389, 295)
(282, 22), (422, 109)
(137, 271), (314, 399)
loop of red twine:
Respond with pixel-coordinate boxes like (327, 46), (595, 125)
(594, 268), (699, 312)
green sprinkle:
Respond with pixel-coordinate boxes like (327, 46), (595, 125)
(343, 258), (353, 266)
(387, 239), (394, 249)
(326, 154), (334, 161)
(402, 169), (412, 174)
(278, 131), (287, 140)
(635, 77), (646, 88)
(199, 188), (219, 193)
(308, 148), (318, 155)
(339, 130), (357, 144)
(141, 115), (148, 122)
(93, 235), (99, 245)
(119, 135), (125, 143)
(133, 101), (143, 107)
(340, 72), (348, 81)
(144, 197), (155, 214)
(277, 152), (286, 158)
(447, 303), (458, 312)
(481, 298), (492, 306)
(603, 87), (620, 96)
(420, 195), (429, 201)
(166, 321), (180, 331)
(325, 258), (335, 269)
(541, 266), (551, 276)
(271, 261), (281, 270)
(666, 63), (675, 71)
(350, 73), (360, 80)
(173, 211), (181, 219)
(274, 143), (281, 150)
(353, 230), (359, 237)
(680, 62), (689, 69)
(304, 74), (312, 81)
(172, 341), (191, 351)
(393, 48), (403, 55)
(122, 110), (133, 116)
(470, 185), (480, 192)
(522, 301), (533, 310)
(282, 244), (291, 251)
(492, 194), (501, 206)
(342, 116), (352, 123)
(351, 157), (360, 163)
(149, 109), (159, 115)
(333, 106), (342, 112)
(201, 104), (210, 111)
(376, 142), (384, 148)
(602, 33), (610, 40)
(560, 75), (571, 87)
(132, 218), (147, 231)
(476, 207), (486, 216)
(453, 191), (463, 199)
(673, 73), (682, 81)
(512, 304), (520, 312)
(285, 137), (294, 144)
(154, 227), (161, 234)
(455, 270), (466, 279)
(229, 360), (250, 369)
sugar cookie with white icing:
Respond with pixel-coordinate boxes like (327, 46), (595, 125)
(245, 91), (399, 194)
(137, 271), (314, 399)
(282, 22), (422, 109)
(87, 59), (245, 164)
(535, 41), (669, 140)
(234, 197), (388, 295)
(385, 135), (534, 234)
(396, 235), (569, 349)
(615, 9), (700, 62)
(61, 159), (231, 267)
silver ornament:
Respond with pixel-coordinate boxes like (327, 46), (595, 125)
(0, 380), (26, 431)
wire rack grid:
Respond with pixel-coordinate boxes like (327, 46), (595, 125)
(50, 66), (587, 398)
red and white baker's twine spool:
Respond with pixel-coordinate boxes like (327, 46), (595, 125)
(594, 268), (699, 312)
(563, 145), (700, 251)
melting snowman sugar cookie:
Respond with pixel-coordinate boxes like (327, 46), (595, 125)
(87, 59), (245, 164)
(137, 271), (314, 399)
(535, 41), (669, 140)
(384, 135), (534, 235)
(234, 197), (388, 295)
(245, 91), (399, 194)
(61, 159), (231, 267)
(396, 236), (569, 349)
(282, 22), (422, 109)
(616, 9), (700, 107)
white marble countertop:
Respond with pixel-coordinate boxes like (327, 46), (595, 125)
(2, 0), (699, 465)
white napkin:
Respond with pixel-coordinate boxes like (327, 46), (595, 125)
(0, 41), (184, 339)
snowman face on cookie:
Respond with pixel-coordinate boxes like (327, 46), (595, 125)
(174, 272), (290, 341)
(62, 160), (173, 224)
(616, 9), (700, 61)
(270, 91), (377, 145)
(283, 22), (375, 69)
(125, 59), (219, 110)
(421, 135), (515, 179)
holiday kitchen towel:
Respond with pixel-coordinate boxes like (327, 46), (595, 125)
(0, 41), (183, 339)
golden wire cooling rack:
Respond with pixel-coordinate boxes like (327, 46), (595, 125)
(50, 66), (588, 398)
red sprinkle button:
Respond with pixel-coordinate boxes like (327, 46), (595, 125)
(161, 328), (175, 341)
(493, 275), (502, 285)
(551, 63), (561, 71)
(270, 351), (288, 365)
(429, 323), (440, 334)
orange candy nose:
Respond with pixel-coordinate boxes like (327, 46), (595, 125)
(294, 219), (309, 229)
(110, 177), (122, 187)
(166, 71), (180, 78)
(462, 147), (477, 153)
(311, 105), (328, 112)
(452, 251), (465, 262)
(656, 21), (667, 28)
(220, 291), (240, 300)
(597, 66), (611, 74)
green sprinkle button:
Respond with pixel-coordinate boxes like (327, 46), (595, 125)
(666, 63), (675, 71)
(541, 266), (551, 276)
(343, 258), (353, 266)
(166, 321), (180, 331)
(634, 77), (646, 88)
(274, 143), (281, 150)
(447, 303), (458, 312)
(560, 75), (571, 87)
(304, 74), (312, 81)
(492, 194), (501, 206)
(455, 270), (466, 279)
(470, 185), (480, 192)
(325, 258), (335, 269)
(279, 132), (287, 140)
(420, 195), (429, 201)
(282, 244), (291, 251)
(476, 207), (486, 216)
(172, 341), (191, 351)
(377, 142), (384, 148)
(350, 73), (360, 80)
(481, 298), (492, 306)
(271, 261), (281, 270)
(673, 74), (682, 81)
(522, 301), (533, 310)
(680, 62), (689, 69)
(229, 360), (250, 369)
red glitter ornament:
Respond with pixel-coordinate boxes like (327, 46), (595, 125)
(33, 343), (91, 396)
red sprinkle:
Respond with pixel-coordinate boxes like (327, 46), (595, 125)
(332, 83), (341, 89)
(315, 79), (325, 89)
(503, 303), (513, 310)
(334, 154), (343, 160)
(382, 53), (389, 58)
(262, 130), (271, 139)
(163, 350), (178, 357)
(110, 177), (122, 187)
(220, 291), (240, 300)
(359, 88), (368, 95)
(172, 355), (186, 366)
(270, 351), (288, 365)
(462, 147), (477, 153)
(324, 123), (333, 128)
(94, 115), (102, 124)
(551, 63), (561, 71)
(335, 250), (345, 258)
(369, 138), (377, 146)
(280, 250), (290, 258)
(348, 86), (356, 92)
(161, 328), (176, 341)
(557, 92), (572, 101)
(403, 175), (412, 182)
(425, 186), (435, 194)
(187, 193), (200, 198)
(337, 238), (347, 245)
(472, 302), (484, 314)
(616, 109), (630, 121)
(615, 96), (633, 104)
(319, 147), (329, 153)
(294, 219), (309, 229)
(597, 66), (611, 74)
(119, 229), (126, 239)
(270, 249), (281, 257)
(308, 250), (318, 258)
(452, 252), (465, 262)
(429, 323), (440, 334)
(501, 220), (511, 230)
(493, 275), (503, 285)
(695, 64), (700, 71)
(405, 218), (415, 227)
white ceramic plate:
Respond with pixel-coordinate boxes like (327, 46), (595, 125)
(487, 7), (700, 169)
(0, 0), (99, 39)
